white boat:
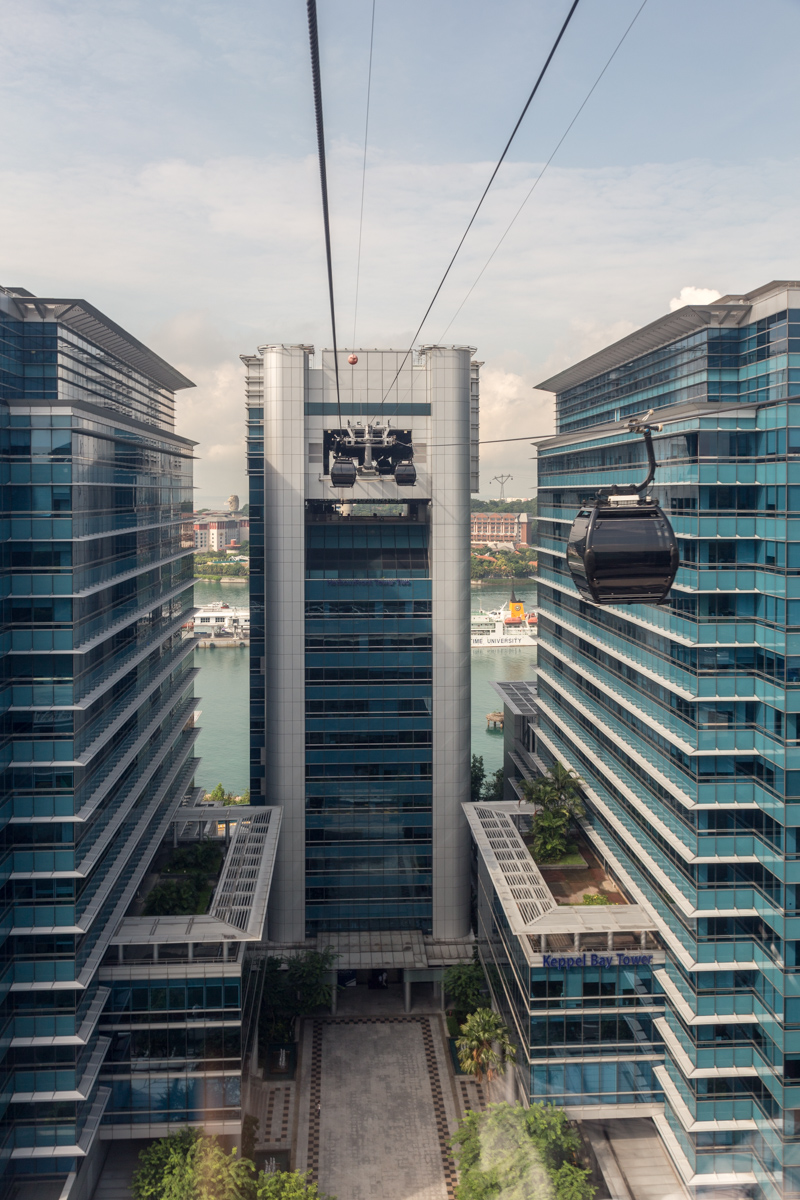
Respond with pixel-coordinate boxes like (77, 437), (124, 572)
(471, 591), (537, 648)
(184, 602), (250, 641)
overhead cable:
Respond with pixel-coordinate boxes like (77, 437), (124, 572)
(307, 0), (343, 425)
(437, 0), (650, 342)
(352, 0), (377, 349)
(380, 0), (582, 415)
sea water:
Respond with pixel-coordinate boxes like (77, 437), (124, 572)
(191, 578), (536, 793)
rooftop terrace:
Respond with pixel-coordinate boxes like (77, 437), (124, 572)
(463, 803), (663, 966)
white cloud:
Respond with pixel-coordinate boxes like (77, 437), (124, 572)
(477, 367), (544, 496)
(669, 285), (722, 311)
(2, 149), (799, 500)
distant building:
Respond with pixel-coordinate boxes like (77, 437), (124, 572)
(194, 512), (249, 551)
(471, 510), (530, 545)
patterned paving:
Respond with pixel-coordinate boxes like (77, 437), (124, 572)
(458, 1077), (487, 1114)
(306, 1015), (460, 1200)
(251, 1082), (295, 1152)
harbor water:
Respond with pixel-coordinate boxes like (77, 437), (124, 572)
(192, 577), (536, 795)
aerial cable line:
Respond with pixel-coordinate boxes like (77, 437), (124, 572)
(436, 0), (650, 343)
(352, 0), (377, 349)
(307, 0), (343, 426)
(380, 0), (581, 417)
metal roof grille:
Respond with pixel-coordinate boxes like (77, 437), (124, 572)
(210, 808), (281, 939)
(471, 805), (557, 927)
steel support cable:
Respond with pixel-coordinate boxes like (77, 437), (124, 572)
(352, 0), (377, 350)
(436, 0), (649, 343)
(307, 0), (343, 426)
(380, 0), (581, 418)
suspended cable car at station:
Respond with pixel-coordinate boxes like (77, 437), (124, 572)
(330, 456), (357, 488)
(394, 461), (417, 487)
(566, 417), (679, 606)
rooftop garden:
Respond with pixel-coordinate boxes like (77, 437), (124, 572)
(517, 764), (628, 905)
(140, 841), (224, 917)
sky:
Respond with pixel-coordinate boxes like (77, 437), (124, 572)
(2, 0), (800, 504)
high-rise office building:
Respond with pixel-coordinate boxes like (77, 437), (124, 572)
(0, 287), (198, 1195)
(533, 282), (800, 1199)
(243, 345), (479, 950)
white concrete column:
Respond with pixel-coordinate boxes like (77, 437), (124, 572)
(263, 345), (310, 943)
(428, 345), (473, 940)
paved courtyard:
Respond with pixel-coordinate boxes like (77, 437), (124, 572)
(294, 1003), (486, 1200)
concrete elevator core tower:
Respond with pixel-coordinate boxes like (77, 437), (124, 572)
(242, 345), (479, 948)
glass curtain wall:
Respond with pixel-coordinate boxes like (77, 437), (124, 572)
(303, 519), (433, 934)
(0, 293), (196, 1191)
(535, 293), (800, 1200)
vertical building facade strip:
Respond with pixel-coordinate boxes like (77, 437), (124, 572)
(534, 282), (800, 1200)
(262, 346), (308, 943)
(429, 347), (472, 939)
(0, 288), (197, 1194)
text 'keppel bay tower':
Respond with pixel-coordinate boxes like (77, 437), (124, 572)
(0, 287), (196, 1192)
(243, 345), (479, 943)
(535, 282), (800, 1199)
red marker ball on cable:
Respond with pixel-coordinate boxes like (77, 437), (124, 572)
(348, 354), (358, 365)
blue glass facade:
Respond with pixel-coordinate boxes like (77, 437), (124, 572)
(476, 855), (665, 1110)
(98, 963), (242, 1130)
(0, 289), (196, 1191)
(304, 571), (433, 934)
(535, 283), (800, 1198)
(557, 305), (800, 434)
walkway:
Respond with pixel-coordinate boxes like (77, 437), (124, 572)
(584, 1118), (690, 1200)
(293, 986), (486, 1200)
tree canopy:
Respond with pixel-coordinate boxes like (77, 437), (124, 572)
(444, 958), (486, 1013)
(451, 1103), (595, 1200)
(132, 1130), (334, 1200)
(471, 756), (504, 803)
(259, 948), (338, 1043)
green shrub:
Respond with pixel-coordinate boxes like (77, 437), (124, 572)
(443, 959), (486, 1012)
(132, 1129), (334, 1200)
(452, 1102), (595, 1200)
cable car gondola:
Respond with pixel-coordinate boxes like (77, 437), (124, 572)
(330, 456), (357, 488)
(566, 418), (679, 606)
(394, 461), (416, 487)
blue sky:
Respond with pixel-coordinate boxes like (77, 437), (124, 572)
(3, 0), (800, 502)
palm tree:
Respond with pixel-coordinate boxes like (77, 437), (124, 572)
(520, 764), (585, 822)
(546, 762), (585, 819)
(455, 1008), (517, 1084)
(530, 809), (570, 863)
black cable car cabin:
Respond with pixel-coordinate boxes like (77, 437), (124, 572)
(330, 457), (357, 488)
(565, 420), (679, 606)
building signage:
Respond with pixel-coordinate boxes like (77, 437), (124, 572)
(542, 953), (653, 970)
